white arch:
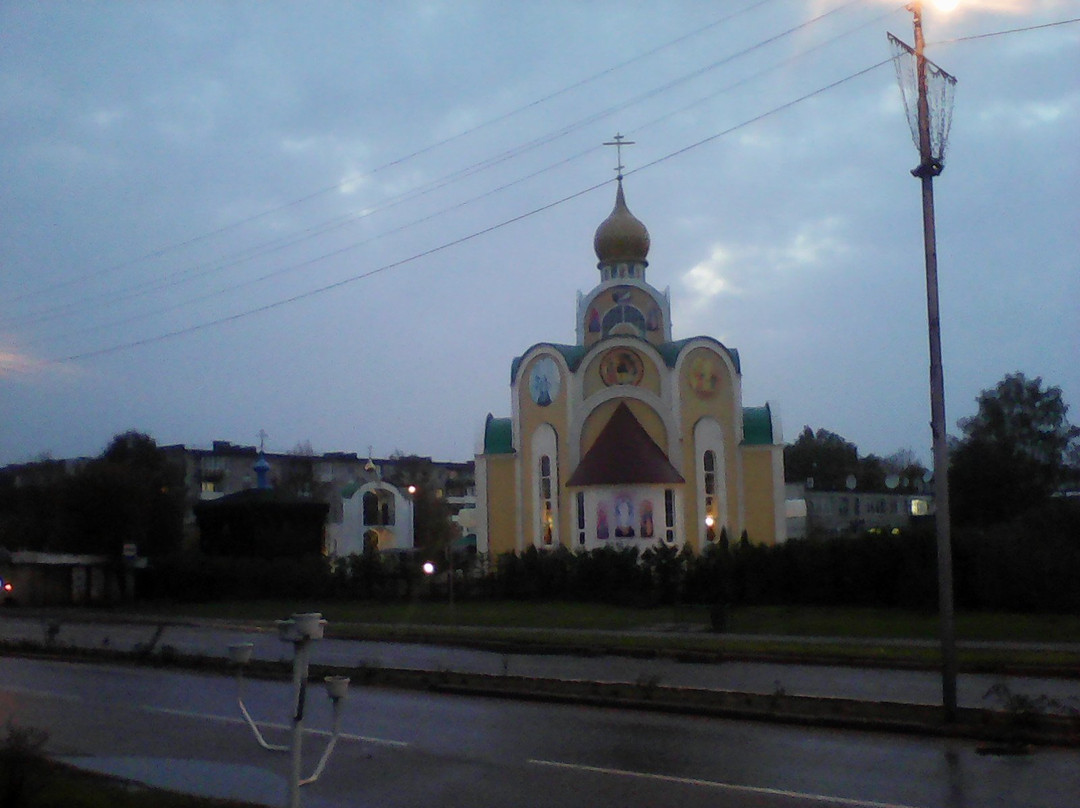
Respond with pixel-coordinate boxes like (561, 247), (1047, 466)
(530, 423), (560, 549)
(694, 418), (728, 546)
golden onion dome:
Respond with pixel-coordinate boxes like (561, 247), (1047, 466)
(593, 179), (650, 266)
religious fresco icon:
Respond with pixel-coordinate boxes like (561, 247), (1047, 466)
(688, 354), (720, 398)
(646, 306), (662, 331)
(613, 493), (635, 538)
(599, 348), (644, 387)
(640, 499), (654, 538)
(529, 356), (560, 406)
(587, 307), (601, 333)
(596, 502), (610, 540)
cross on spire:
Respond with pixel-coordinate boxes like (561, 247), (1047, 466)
(603, 133), (635, 180)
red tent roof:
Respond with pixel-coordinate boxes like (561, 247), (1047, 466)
(566, 402), (685, 486)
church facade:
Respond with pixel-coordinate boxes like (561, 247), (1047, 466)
(476, 178), (785, 555)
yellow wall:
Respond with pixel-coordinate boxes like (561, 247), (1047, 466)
(678, 347), (741, 547)
(484, 454), (519, 555)
(741, 446), (780, 546)
(517, 354), (571, 548)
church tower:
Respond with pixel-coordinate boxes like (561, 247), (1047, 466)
(476, 170), (785, 555)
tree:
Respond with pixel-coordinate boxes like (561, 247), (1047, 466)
(784, 427), (859, 490)
(51, 431), (186, 557)
(882, 449), (929, 492)
(383, 455), (457, 553)
(950, 373), (1080, 526)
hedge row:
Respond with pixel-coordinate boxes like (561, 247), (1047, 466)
(142, 500), (1080, 613)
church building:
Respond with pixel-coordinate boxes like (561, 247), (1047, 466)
(476, 173), (786, 555)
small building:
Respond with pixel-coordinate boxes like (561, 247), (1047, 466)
(331, 481), (415, 555)
(784, 482), (934, 539)
(0, 549), (140, 606)
(193, 489), (330, 558)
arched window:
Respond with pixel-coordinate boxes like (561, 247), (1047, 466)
(539, 455), (554, 546)
(362, 489), (395, 526)
(601, 304), (645, 337)
(703, 451), (717, 542)
(363, 492), (379, 525)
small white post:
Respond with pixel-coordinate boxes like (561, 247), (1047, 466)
(231, 613), (348, 808)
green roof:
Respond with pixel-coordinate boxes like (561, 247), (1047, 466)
(655, 337), (740, 373)
(511, 343), (587, 382)
(511, 337), (740, 383)
(742, 405), (774, 445)
(484, 414), (514, 454)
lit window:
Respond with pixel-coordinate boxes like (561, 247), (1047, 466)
(539, 455), (554, 545)
(702, 451), (717, 541)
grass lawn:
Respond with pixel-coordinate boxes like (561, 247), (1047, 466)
(130, 599), (1080, 646)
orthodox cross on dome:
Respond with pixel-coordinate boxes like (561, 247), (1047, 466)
(603, 133), (635, 180)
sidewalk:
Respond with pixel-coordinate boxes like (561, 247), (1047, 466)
(3, 611), (1077, 712)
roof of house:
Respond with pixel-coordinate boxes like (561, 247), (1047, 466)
(566, 402), (685, 486)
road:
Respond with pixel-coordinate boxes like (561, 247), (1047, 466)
(1, 657), (1078, 808)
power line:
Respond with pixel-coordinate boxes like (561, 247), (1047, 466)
(42, 57), (895, 367)
(7, 0), (881, 338)
(5, 0), (780, 307)
(932, 17), (1080, 45)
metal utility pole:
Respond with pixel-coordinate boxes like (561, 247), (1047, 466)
(907, 0), (958, 722)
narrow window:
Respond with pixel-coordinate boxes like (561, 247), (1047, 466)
(576, 492), (586, 546)
(703, 451), (717, 541)
(539, 455), (554, 546)
(664, 489), (675, 542)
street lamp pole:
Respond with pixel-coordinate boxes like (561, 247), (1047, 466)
(908, 0), (958, 722)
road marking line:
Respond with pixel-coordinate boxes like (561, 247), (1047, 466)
(143, 706), (408, 747)
(528, 759), (923, 808)
(1, 686), (82, 702)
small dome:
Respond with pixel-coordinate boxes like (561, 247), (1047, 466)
(593, 180), (650, 266)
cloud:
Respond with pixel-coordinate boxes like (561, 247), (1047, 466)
(679, 216), (850, 309)
(0, 347), (52, 378)
(977, 95), (1076, 130)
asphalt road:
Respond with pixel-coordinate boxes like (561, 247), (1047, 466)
(2, 657), (1078, 808)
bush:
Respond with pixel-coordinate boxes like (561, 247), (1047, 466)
(138, 499), (1080, 613)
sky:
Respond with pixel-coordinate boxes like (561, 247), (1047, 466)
(2, 0), (1078, 468)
